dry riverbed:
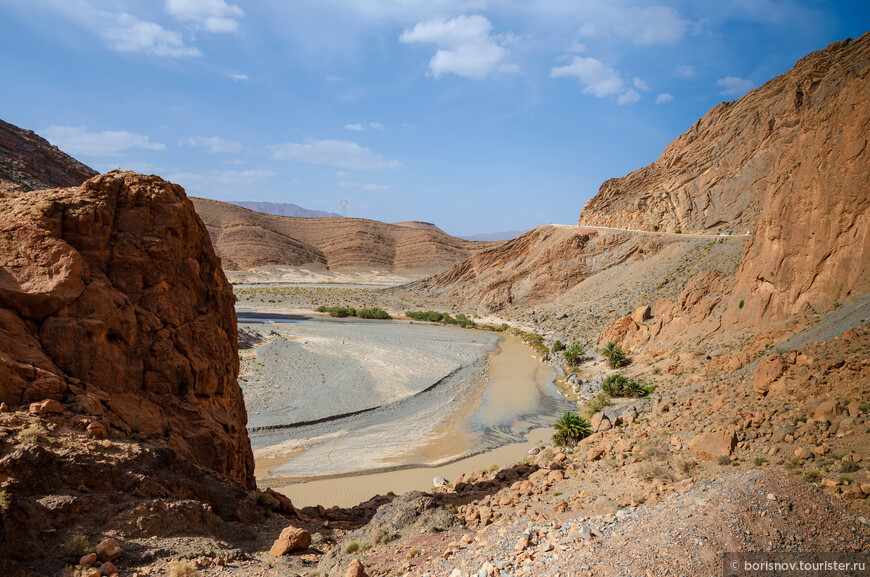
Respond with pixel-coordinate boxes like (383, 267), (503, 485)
(237, 304), (575, 508)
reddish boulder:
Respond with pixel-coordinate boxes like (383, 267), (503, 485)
(0, 171), (254, 488)
(688, 431), (736, 461)
(752, 355), (788, 395)
(269, 526), (311, 556)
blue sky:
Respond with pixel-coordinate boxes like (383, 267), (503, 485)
(2, 1), (867, 236)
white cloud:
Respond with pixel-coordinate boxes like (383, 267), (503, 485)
(344, 123), (366, 132)
(103, 12), (201, 57)
(617, 88), (641, 105)
(228, 73), (248, 81)
(43, 125), (166, 156)
(577, 5), (687, 46)
(400, 15), (514, 79)
(164, 0), (244, 33)
(369, 122), (385, 131)
(717, 76), (755, 96)
(655, 93), (674, 104)
(674, 65), (696, 78)
(339, 181), (391, 192)
(166, 168), (277, 194)
(183, 136), (243, 154)
(271, 139), (402, 171)
(551, 57), (643, 105)
(336, 171), (352, 178)
(550, 57), (623, 98)
(633, 77), (650, 92)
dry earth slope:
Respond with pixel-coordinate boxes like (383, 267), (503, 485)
(0, 119), (97, 193)
(192, 197), (499, 277)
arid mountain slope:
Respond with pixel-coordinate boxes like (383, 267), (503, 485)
(420, 35), (869, 352)
(0, 171), (254, 488)
(415, 226), (684, 310)
(0, 118), (97, 193)
(590, 35), (870, 353)
(192, 197), (498, 276)
(580, 34), (870, 236)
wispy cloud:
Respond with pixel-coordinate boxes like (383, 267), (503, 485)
(400, 15), (516, 79)
(271, 139), (402, 171)
(550, 57), (640, 105)
(344, 123), (366, 132)
(717, 76), (755, 96)
(339, 181), (391, 192)
(655, 93), (674, 104)
(43, 125), (166, 156)
(183, 136), (243, 154)
(103, 12), (201, 57)
(228, 73), (248, 81)
(674, 65), (696, 78)
(166, 168), (276, 194)
(164, 0), (244, 33)
(576, 5), (688, 46)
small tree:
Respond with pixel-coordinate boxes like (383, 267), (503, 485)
(563, 343), (585, 366)
(552, 412), (592, 446)
(551, 340), (566, 352)
(600, 341), (627, 368)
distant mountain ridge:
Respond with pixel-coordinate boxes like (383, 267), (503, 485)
(230, 200), (339, 218)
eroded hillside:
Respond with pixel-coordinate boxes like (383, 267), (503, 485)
(192, 197), (499, 279)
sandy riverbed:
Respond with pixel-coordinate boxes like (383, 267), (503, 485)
(240, 311), (575, 507)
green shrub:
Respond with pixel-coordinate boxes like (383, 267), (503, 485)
(552, 412), (592, 446)
(858, 402), (870, 413)
(599, 342), (628, 368)
(373, 526), (398, 544)
(753, 457), (768, 466)
(840, 460), (861, 473)
(357, 307), (391, 319)
(738, 300), (745, 309)
(563, 343), (585, 366)
(805, 470), (821, 482)
(18, 424), (47, 445)
(652, 225), (659, 231)
(408, 547), (421, 558)
(551, 340), (566, 352)
(62, 534), (90, 558)
(345, 541), (360, 554)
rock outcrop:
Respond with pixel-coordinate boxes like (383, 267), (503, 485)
(0, 170), (254, 489)
(191, 197), (498, 276)
(414, 226), (668, 310)
(580, 35), (869, 237)
(0, 119), (97, 193)
(593, 35), (870, 350)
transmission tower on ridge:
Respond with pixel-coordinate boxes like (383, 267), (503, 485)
(340, 200), (348, 217)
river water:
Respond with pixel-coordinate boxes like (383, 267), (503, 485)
(241, 313), (574, 508)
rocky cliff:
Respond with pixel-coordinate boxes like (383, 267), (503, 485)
(414, 226), (670, 310)
(580, 34), (869, 237)
(192, 197), (498, 277)
(592, 35), (870, 352)
(0, 171), (254, 489)
(0, 119), (97, 193)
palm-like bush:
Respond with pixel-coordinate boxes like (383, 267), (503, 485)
(600, 341), (628, 368)
(563, 343), (585, 366)
(602, 373), (649, 398)
(552, 412), (592, 446)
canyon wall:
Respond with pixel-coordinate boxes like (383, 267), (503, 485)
(0, 171), (255, 489)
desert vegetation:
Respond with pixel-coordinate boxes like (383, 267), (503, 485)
(316, 305), (392, 319)
(552, 412), (592, 446)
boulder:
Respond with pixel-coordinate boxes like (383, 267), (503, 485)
(752, 355), (788, 395)
(814, 400), (840, 421)
(28, 399), (62, 415)
(587, 446), (605, 461)
(592, 495), (618, 516)
(632, 305), (651, 323)
(98, 562), (117, 576)
(688, 431), (736, 461)
(346, 559), (369, 577)
(95, 538), (122, 562)
(269, 526), (311, 556)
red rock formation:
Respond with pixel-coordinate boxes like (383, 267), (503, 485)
(580, 35), (869, 237)
(0, 119), (97, 193)
(416, 226), (667, 310)
(593, 35), (870, 349)
(192, 197), (497, 276)
(0, 171), (254, 489)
